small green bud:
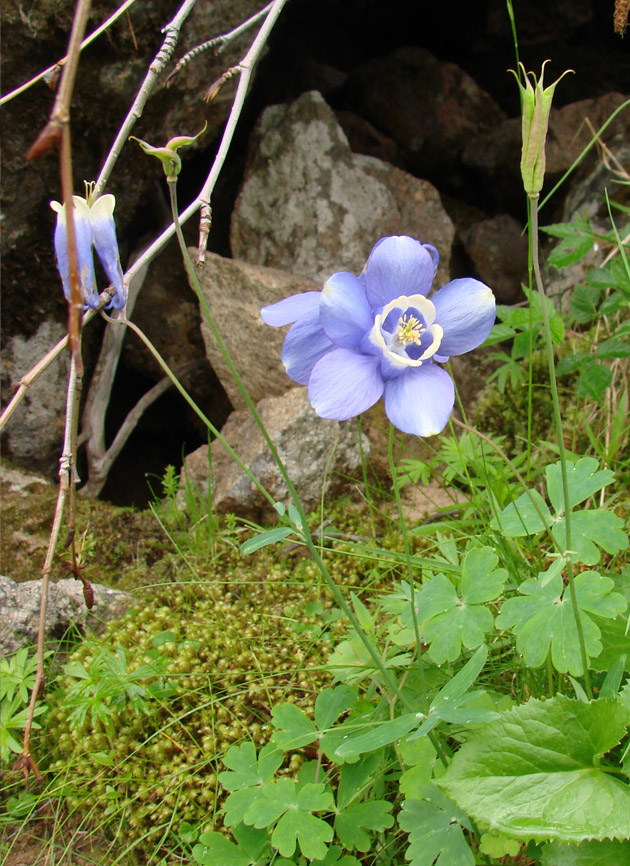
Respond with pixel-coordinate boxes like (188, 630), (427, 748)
(130, 122), (207, 181)
(512, 61), (573, 196)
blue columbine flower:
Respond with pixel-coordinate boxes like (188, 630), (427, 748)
(50, 193), (126, 310)
(261, 235), (496, 437)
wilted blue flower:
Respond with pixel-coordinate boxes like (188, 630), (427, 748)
(261, 236), (496, 437)
(50, 193), (126, 310)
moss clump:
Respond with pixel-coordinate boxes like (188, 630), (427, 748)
(44, 550), (343, 853)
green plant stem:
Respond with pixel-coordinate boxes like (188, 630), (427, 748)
(388, 425), (428, 712)
(166, 180), (410, 715)
(529, 197), (592, 698)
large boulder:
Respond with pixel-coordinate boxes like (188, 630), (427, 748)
(231, 90), (454, 286)
(0, 574), (134, 657)
(182, 387), (369, 521)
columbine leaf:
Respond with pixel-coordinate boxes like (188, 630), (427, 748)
(479, 832), (521, 858)
(438, 695), (630, 842)
(399, 785), (474, 866)
(271, 703), (318, 750)
(272, 809), (333, 860)
(492, 489), (551, 537)
(315, 685), (357, 731)
(415, 553), (506, 664)
(545, 457), (614, 513)
(192, 832), (250, 866)
(552, 509), (628, 565)
(334, 801), (394, 852)
(495, 570), (626, 675)
(219, 742), (283, 827)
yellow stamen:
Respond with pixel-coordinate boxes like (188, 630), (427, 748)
(396, 314), (425, 346)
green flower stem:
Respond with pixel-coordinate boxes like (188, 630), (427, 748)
(529, 196), (592, 698)
(388, 425), (427, 710)
(166, 180), (408, 713)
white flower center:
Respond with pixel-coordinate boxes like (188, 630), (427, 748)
(370, 294), (443, 370)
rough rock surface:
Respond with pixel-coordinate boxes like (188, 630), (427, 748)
(231, 91), (454, 286)
(182, 387), (369, 521)
(343, 47), (507, 189)
(461, 214), (529, 305)
(1, 320), (70, 475)
(0, 575), (134, 657)
(192, 252), (318, 410)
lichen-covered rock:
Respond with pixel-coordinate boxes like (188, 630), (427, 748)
(231, 90), (454, 286)
(191, 251), (318, 410)
(183, 387), (369, 520)
(0, 574), (134, 656)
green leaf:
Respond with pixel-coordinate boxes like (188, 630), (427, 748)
(492, 489), (551, 537)
(192, 832), (250, 866)
(438, 695), (630, 842)
(541, 839), (630, 865)
(552, 509), (628, 565)
(334, 800), (394, 852)
(496, 570), (626, 675)
(545, 457), (614, 513)
(399, 785), (474, 866)
(414, 550), (507, 664)
(596, 337), (630, 358)
(315, 685), (357, 732)
(577, 362), (613, 400)
(240, 527), (295, 556)
(334, 713), (421, 759)
(479, 832), (521, 858)
(271, 703), (318, 750)
(219, 742), (283, 827)
(399, 737), (436, 797)
(245, 778), (334, 860)
(336, 753), (382, 810)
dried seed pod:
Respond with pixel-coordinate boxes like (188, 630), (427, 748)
(82, 579), (95, 610)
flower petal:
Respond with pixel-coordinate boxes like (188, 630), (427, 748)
(320, 271), (373, 348)
(282, 310), (334, 384)
(364, 236), (438, 307)
(309, 348), (384, 420)
(431, 278), (496, 359)
(51, 197), (97, 306)
(90, 195), (126, 309)
(384, 364), (454, 436)
(261, 291), (321, 326)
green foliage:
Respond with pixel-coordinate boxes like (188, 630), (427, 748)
(398, 785), (475, 866)
(1, 647), (49, 763)
(439, 695), (630, 842)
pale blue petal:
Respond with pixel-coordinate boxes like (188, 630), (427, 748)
(364, 236), (438, 307)
(384, 364), (454, 436)
(261, 291), (321, 326)
(309, 349), (384, 420)
(90, 195), (126, 309)
(432, 278), (496, 357)
(320, 271), (373, 348)
(52, 200), (97, 306)
(282, 310), (334, 384)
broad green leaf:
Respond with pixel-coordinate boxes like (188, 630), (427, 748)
(399, 785), (474, 866)
(492, 489), (551, 537)
(416, 558), (505, 664)
(315, 685), (357, 732)
(399, 736), (436, 797)
(545, 457), (614, 513)
(219, 742), (283, 827)
(541, 839), (630, 865)
(496, 570), (626, 675)
(334, 712), (421, 759)
(438, 695), (630, 842)
(314, 845), (361, 866)
(334, 800), (394, 851)
(577, 362), (613, 400)
(479, 832), (521, 858)
(240, 527), (295, 556)
(272, 809), (333, 860)
(271, 703), (318, 750)
(336, 753), (382, 810)
(192, 832), (249, 866)
(593, 614), (630, 671)
(596, 337), (630, 358)
(552, 509), (628, 565)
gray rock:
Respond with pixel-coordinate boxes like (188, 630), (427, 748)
(191, 252), (318, 410)
(231, 90), (454, 286)
(182, 387), (369, 521)
(1, 320), (70, 475)
(0, 575), (134, 657)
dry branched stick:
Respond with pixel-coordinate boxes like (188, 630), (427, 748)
(614, 0), (630, 35)
(94, 0), (198, 197)
(164, 1), (274, 87)
(0, 0), (138, 107)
